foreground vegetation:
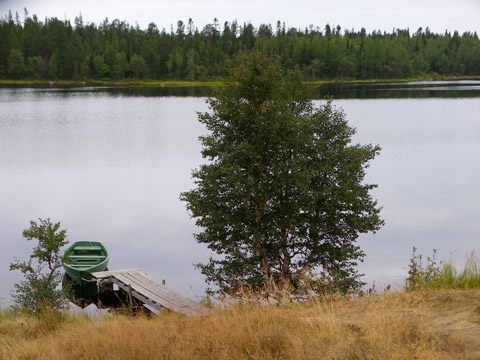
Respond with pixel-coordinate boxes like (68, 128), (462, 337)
(1, 10), (480, 82)
(1, 253), (480, 360)
(407, 248), (480, 291)
(1, 288), (480, 359)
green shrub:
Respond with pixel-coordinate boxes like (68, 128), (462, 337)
(406, 247), (480, 290)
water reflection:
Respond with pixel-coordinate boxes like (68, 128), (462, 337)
(3, 79), (480, 99)
(0, 85), (213, 98)
(317, 80), (480, 99)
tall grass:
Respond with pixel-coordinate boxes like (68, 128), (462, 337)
(406, 248), (480, 290)
(0, 291), (468, 359)
(2, 250), (480, 359)
(0, 309), (13, 322)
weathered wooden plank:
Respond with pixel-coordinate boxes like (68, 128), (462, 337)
(101, 270), (198, 313)
(91, 269), (203, 316)
(94, 275), (163, 312)
(127, 278), (201, 316)
(126, 272), (197, 308)
(122, 271), (189, 305)
(107, 276), (163, 312)
(125, 277), (199, 314)
(92, 269), (139, 278)
(107, 274), (176, 313)
(113, 273), (175, 309)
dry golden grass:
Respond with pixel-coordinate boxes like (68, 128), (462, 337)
(1, 289), (480, 360)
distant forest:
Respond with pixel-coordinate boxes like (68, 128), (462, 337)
(1, 9), (480, 81)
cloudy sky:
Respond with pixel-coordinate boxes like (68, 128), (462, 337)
(0, 0), (479, 34)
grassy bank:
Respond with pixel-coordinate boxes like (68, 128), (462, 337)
(2, 252), (480, 359)
(1, 75), (479, 88)
(1, 288), (480, 359)
(0, 79), (226, 87)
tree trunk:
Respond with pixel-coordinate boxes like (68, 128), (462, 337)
(280, 227), (291, 281)
(253, 203), (271, 286)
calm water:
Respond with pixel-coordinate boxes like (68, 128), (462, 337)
(1, 84), (480, 305)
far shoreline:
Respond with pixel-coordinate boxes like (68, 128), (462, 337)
(1, 75), (479, 88)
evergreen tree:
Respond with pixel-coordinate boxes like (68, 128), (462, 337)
(26, 55), (43, 78)
(129, 53), (149, 78)
(7, 48), (25, 78)
(1, 10), (480, 81)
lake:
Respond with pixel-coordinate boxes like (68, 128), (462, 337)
(1, 81), (480, 305)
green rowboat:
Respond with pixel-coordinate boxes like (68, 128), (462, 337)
(62, 241), (109, 285)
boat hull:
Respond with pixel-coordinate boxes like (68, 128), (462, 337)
(62, 241), (109, 302)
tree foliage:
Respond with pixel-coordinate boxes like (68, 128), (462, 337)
(181, 51), (383, 295)
(9, 218), (69, 313)
(1, 10), (480, 81)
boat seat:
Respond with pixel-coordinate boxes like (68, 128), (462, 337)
(67, 255), (106, 259)
(73, 246), (102, 251)
(69, 264), (99, 268)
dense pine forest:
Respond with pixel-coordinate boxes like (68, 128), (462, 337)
(1, 9), (480, 82)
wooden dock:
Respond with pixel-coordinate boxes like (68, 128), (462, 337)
(91, 269), (204, 316)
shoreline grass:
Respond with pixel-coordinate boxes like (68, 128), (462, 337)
(407, 249), (480, 291)
(0, 79), (226, 87)
(0, 75), (479, 88)
(2, 289), (480, 359)
(2, 253), (480, 359)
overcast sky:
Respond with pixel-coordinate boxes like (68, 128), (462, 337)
(0, 0), (479, 35)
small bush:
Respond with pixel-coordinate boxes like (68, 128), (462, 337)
(9, 218), (70, 314)
(406, 247), (480, 290)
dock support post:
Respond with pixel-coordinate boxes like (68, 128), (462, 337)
(128, 284), (133, 312)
